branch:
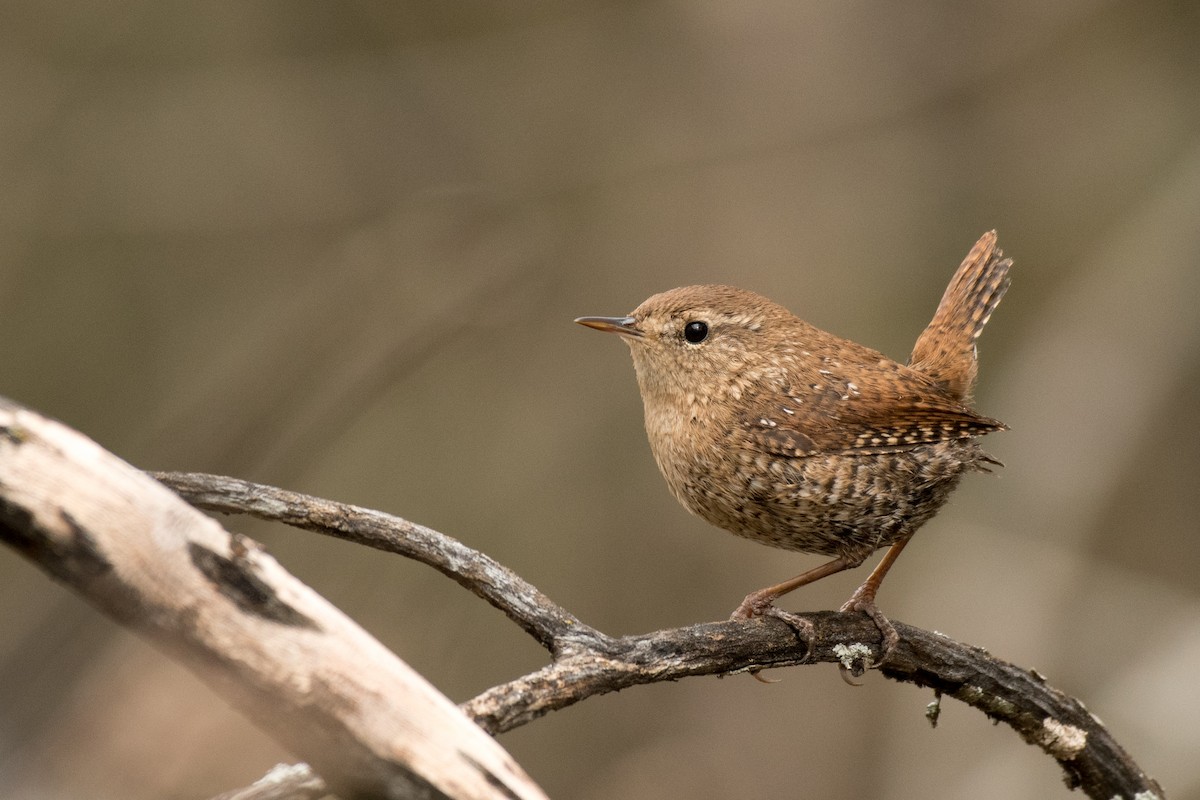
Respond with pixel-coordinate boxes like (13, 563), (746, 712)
(154, 471), (1165, 800)
(0, 399), (547, 800)
(148, 471), (598, 656)
(206, 763), (327, 800)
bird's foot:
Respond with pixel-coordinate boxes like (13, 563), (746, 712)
(760, 606), (816, 654)
(730, 588), (778, 621)
(838, 587), (899, 681)
(730, 595), (815, 681)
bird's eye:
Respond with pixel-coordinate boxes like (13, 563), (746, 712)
(683, 320), (709, 344)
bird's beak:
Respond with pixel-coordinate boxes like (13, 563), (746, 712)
(574, 315), (643, 338)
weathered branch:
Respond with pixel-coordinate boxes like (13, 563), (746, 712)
(154, 470), (1165, 800)
(148, 471), (597, 656)
(0, 399), (547, 800)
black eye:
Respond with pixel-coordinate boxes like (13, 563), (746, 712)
(683, 320), (709, 344)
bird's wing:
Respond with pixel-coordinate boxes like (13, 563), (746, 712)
(741, 367), (1005, 457)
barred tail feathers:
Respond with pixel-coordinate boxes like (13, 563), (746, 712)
(909, 230), (1012, 401)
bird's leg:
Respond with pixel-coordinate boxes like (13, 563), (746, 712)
(731, 554), (860, 620)
(840, 534), (914, 668)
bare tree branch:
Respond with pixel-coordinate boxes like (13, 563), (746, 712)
(146, 471), (598, 656)
(0, 399), (547, 800)
(153, 470), (1166, 800)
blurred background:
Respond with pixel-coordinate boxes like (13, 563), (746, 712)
(1, 2), (1197, 798)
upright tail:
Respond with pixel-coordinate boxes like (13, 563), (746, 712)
(909, 230), (1012, 401)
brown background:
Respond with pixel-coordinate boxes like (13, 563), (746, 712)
(1, 3), (1197, 799)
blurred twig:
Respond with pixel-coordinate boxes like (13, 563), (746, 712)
(206, 763), (327, 800)
(155, 470), (1164, 800)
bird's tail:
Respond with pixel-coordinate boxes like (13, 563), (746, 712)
(909, 230), (1012, 401)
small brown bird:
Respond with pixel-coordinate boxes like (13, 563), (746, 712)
(576, 231), (1011, 662)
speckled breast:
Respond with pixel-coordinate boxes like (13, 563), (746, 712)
(659, 435), (988, 560)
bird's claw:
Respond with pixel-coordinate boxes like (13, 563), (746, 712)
(839, 590), (900, 674)
(732, 603), (816, 681)
(760, 606), (817, 655)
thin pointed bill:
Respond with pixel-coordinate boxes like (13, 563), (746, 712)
(574, 315), (643, 338)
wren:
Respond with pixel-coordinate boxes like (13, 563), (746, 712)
(576, 231), (1011, 662)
